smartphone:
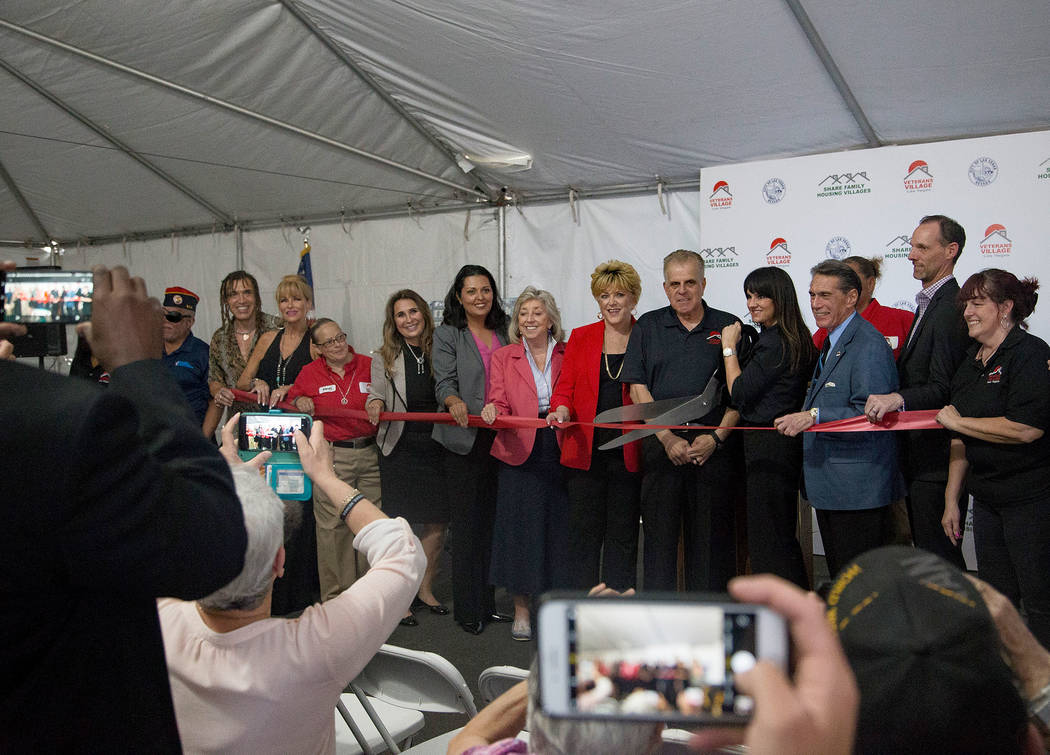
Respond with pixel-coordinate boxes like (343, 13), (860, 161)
(1, 269), (94, 324)
(538, 595), (788, 725)
(237, 412), (312, 454)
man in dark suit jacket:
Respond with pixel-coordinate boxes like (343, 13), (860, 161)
(0, 265), (246, 752)
(865, 215), (971, 568)
(775, 260), (898, 577)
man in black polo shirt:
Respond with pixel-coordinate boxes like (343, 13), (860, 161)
(621, 249), (741, 591)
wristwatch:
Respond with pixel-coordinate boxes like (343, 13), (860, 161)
(809, 407), (819, 422)
(708, 429), (724, 451)
(722, 347), (735, 357)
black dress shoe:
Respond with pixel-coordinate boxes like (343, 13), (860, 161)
(411, 596), (450, 615)
(399, 615), (419, 627)
(487, 612), (513, 623)
(459, 620), (485, 635)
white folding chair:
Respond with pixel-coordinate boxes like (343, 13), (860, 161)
(335, 693), (424, 755)
(335, 644), (478, 755)
(477, 665), (529, 705)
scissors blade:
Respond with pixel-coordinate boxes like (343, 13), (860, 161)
(593, 395), (697, 424)
(597, 376), (722, 450)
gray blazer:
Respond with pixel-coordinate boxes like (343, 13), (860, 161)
(431, 323), (507, 455)
(369, 351), (408, 456)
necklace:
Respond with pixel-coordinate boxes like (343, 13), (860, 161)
(235, 328), (255, 341)
(603, 351), (624, 380)
(405, 342), (426, 375)
(333, 369), (353, 405)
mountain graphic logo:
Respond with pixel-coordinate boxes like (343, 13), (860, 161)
(904, 160), (934, 192)
(709, 180), (733, 209)
(767, 237), (790, 266)
(979, 224), (1011, 257)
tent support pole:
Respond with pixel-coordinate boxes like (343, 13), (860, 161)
(277, 0), (497, 201)
(235, 225), (244, 269)
(0, 18), (490, 201)
(0, 156), (50, 243)
(497, 204), (507, 296)
(0, 57), (236, 228)
(783, 0), (881, 148)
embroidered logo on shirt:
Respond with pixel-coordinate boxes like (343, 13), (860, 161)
(987, 366), (1003, 384)
(318, 384), (337, 394)
(706, 331), (722, 344)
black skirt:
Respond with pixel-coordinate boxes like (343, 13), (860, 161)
(378, 427), (450, 524)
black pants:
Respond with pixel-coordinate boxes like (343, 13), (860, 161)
(907, 478), (968, 570)
(443, 430), (498, 624)
(640, 434), (738, 592)
(564, 449), (641, 591)
(973, 497), (1050, 648)
(743, 430), (808, 588)
(816, 506), (892, 579)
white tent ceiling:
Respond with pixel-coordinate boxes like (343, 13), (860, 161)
(1, 0), (1048, 248)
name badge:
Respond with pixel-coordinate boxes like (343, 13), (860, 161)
(318, 384), (337, 394)
(359, 381), (371, 393)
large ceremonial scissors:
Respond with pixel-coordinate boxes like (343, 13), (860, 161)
(592, 375), (721, 450)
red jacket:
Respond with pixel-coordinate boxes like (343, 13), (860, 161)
(549, 321), (642, 473)
(814, 298), (914, 360)
(488, 341), (566, 466)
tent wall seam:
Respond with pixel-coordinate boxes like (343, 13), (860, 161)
(783, 0), (881, 148)
(0, 155), (50, 241)
(0, 18), (489, 201)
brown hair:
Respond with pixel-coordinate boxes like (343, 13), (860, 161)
(378, 289), (435, 371)
(958, 269), (1039, 328)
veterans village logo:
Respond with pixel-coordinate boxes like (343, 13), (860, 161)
(825, 236), (852, 260)
(969, 157), (998, 186)
(885, 234), (912, 260)
(903, 160), (933, 192)
(767, 238), (791, 266)
(979, 224), (1011, 257)
(816, 171), (871, 198)
(700, 246), (739, 269)
(762, 178), (786, 204)
(987, 365), (1003, 384)
(709, 181), (733, 209)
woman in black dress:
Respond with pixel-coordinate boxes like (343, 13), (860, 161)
(367, 289), (450, 620)
(236, 273), (318, 613)
(720, 266), (815, 588)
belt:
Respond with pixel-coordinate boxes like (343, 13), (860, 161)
(332, 437), (376, 449)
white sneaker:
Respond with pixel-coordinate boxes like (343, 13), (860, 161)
(511, 618), (532, 641)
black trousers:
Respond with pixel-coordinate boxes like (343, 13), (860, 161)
(443, 430), (498, 624)
(816, 506), (892, 580)
(973, 497), (1050, 648)
(907, 478), (968, 570)
(743, 430), (808, 588)
(564, 449), (641, 591)
(640, 434), (739, 592)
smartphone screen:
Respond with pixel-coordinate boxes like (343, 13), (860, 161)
(238, 413), (311, 453)
(539, 598), (787, 725)
(2, 269), (93, 324)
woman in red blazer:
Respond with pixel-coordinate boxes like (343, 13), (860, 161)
(481, 286), (567, 641)
(548, 260), (643, 592)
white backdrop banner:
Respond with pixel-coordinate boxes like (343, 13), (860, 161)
(698, 129), (1050, 338)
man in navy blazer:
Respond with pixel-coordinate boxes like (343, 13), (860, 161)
(865, 215), (971, 568)
(775, 260), (898, 577)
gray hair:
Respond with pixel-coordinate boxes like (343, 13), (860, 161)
(811, 259), (862, 296)
(198, 465), (285, 612)
(527, 660), (663, 755)
(663, 249), (704, 280)
(508, 286), (565, 344)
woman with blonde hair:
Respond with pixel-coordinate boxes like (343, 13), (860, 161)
(482, 286), (567, 641)
(367, 290), (451, 621)
(548, 260), (643, 590)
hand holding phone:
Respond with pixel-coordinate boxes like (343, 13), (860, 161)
(689, 575), (859, 755)
(237, 412), (312, 455)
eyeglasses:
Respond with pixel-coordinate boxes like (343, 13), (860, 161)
(317, 332), (347, 349)
(164, 311), (192, 323)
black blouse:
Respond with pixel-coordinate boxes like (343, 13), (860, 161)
(730, 324), (813, 425)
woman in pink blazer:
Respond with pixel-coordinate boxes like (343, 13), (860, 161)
(481, 286), (567, 641)
(548, 261), (643, 591)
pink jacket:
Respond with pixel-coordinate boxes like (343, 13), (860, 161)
(488, 341), (565, 466)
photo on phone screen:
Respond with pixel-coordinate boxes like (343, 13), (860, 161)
(2, 269), (93, 324)
(238, 413), (311, 453)
(539, 598), (786, 725)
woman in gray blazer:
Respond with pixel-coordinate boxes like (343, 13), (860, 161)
(432, 265), (511, 635)
(367, 289), (450, 621)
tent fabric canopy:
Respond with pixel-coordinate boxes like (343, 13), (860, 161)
(1, 0), (1048, 246)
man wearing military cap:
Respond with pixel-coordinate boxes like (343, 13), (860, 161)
(162, 286), (211, 428)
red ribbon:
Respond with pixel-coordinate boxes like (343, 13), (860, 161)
(231, 390), (942, 433)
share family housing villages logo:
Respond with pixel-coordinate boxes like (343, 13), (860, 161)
(885, 234), (911, 260)
(979, 224), (1011, 257)
(709, 181), (733, 209)
(700, 246), (740, 269)
(903, 160), (933, 192)
(816, 171), (871, 198)
(767, 238), (790, 266)
(1039, 158), (1050, 181)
